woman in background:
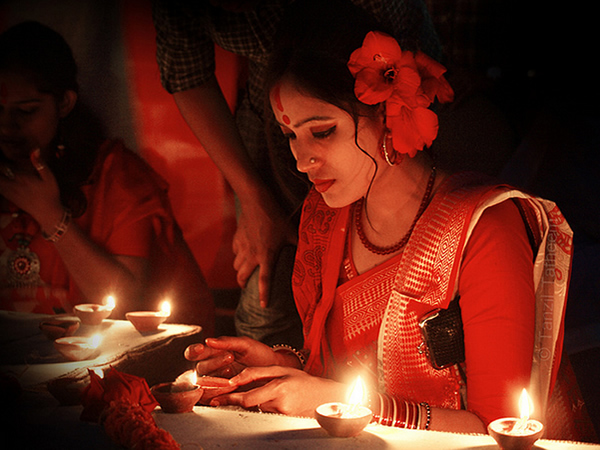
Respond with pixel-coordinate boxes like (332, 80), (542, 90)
(0, 21), (214, 334)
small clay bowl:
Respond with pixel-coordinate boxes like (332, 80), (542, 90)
(488, 417), (544, 450)
(39, 319), (80, 340)
(73, 304), (113, 326)
(151, 382), (203, 413)
(54, 336), (101, 361)
(195, 376), (237, 404)
(315, 402), (373, 437)
(126, 311), (168, 332)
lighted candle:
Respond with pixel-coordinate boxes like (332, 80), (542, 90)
(488, 389), (544, 450)
(315, 376), (373, 437)
(54, 334), (102, 361)
(345, 376), (367, 417)
(511, 389), (533, 434)
(151, 370), (203, 414)
(73, 295), (116, 326)
(126, 300), (172, 332)
(174, 369), (198, 389)
(105, 295), (116, 310)
(160, 300), (171, 317)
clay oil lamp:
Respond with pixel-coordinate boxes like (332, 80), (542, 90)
(151, 370), (203, 413)
(126, 300), (171, 332)
(39, 318), (80, 340)
(54, 334), (102, 362)
(315, 376), (373, 437)
(488, 389), (544, 450)
(73, 295), (116, 326)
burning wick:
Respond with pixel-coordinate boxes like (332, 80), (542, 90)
(159, 300), (171, 317)
(315, 376), (373, 437)
(511, 389), (533, 434)
(488, 388), (544, 450)
(344, 376), (368, 418)
(104, 295), (116, 310)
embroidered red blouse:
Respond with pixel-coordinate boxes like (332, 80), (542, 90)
(295, 186), (535, 426)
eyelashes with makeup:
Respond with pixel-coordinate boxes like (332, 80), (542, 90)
(282, 125), (337, 141)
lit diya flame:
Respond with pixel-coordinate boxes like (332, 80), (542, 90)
(152, 368), (203, 413)
(348, 376), (367, 409)
(174, 369), (198, 388)
(54, 334), (103, 361)
(89, 334), (102, 349)
(513, 388), (533, 433)
(73, 296), (115, 325)
(159, 300), (171, 317)
(126, 300), (171, 332)
(487, 388), (544, 449)
(315, 376), (373, 437)
(104, 295), (116, 310)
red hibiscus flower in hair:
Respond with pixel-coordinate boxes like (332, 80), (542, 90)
(348, 31), (420, 106)
(347, 31), (454, 157)
(386, 104), (439, 157)
(414, 51), (454, 105)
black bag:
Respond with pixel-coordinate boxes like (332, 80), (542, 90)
(418, 297), (465, 370)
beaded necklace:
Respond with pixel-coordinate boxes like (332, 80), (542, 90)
(355, 167), (436, 255)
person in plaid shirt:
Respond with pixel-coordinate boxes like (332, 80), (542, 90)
(152, 0), (440, 348)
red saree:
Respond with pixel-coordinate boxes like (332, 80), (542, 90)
(293, 172), (578, 435)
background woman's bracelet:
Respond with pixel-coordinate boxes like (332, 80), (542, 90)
(271, 344), (307, 369)
(42, 209), (72, 243)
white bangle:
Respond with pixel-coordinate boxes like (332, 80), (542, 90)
(42, 210), (71, 243)
(271, 344), (306, 368)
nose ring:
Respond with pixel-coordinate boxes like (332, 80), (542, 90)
(309, 158), (316, 164)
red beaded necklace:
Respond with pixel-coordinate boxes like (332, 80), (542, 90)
(355, 167), (436, 255)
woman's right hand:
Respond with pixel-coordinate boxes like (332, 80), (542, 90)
(184, 336), (281, 378)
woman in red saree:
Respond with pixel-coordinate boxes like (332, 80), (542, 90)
(184, 0), (593, 440)
(0, 22), (214, 332)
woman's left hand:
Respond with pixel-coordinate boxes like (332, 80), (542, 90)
(209, 366), (348, 418)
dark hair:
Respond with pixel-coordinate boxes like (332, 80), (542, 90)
(0, 21), (105, 216)
(0, 20), (78, 98)
(265, 0), (386, 124)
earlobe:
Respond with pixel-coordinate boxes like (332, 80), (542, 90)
(59, 90), (77, 118)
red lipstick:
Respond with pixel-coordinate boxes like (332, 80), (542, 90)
(313, 179), (335, 193)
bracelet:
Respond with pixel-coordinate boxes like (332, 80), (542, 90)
(42, 209), (72, 243)
(271, 344), (306, 368)
(419, 402), (431, 430)
(369, 392), (426, 430)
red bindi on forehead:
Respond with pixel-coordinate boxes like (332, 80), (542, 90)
(272, 84), (291, 125)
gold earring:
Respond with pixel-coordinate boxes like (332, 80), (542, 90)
(381, 132), (402, 166)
